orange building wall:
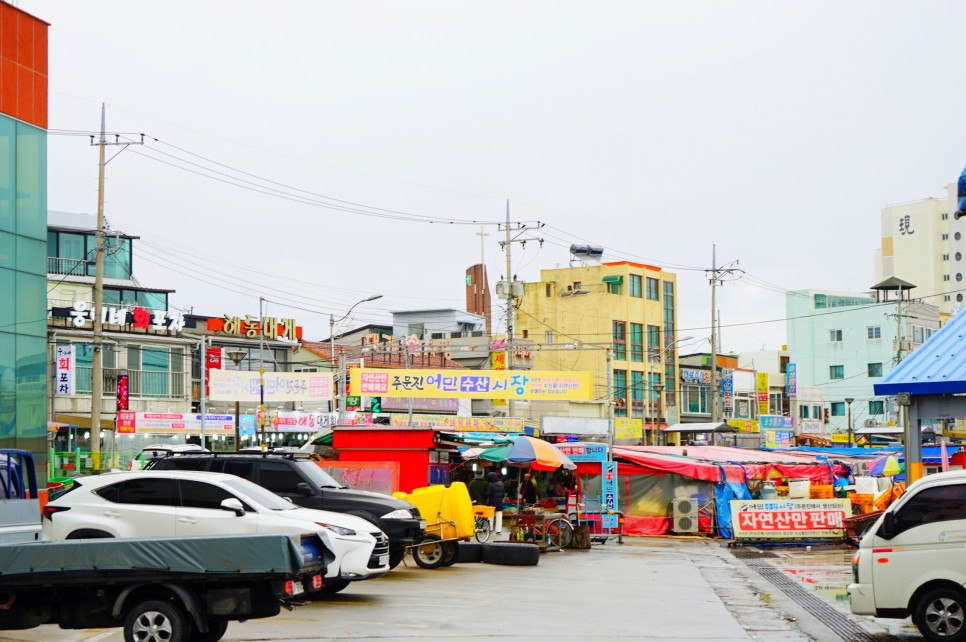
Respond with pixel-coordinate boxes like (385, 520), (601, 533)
(0, 2), (48, 128)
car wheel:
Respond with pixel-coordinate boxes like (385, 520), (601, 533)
(66, 529), (114, 540)
(441, 541), (458, 567)
(481, 542), (540, 566)
(125, 599), (188, 642)
(412, 534), (446, 569)
(190, 619), (228, 642)
(455, 542), (484, 564)
(914, 587), (966, 642)
(306, 579), (350, 597)
(388, 545), (407, 570)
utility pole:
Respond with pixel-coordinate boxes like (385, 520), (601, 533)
(496, 201), (543, 420)
(89, 104), (143, 466)
(706, 245), (742, 423)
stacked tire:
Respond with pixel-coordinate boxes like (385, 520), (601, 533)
(481, 542), (539, 566)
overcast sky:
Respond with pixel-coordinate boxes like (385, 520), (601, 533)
(22, 1), (966, 354)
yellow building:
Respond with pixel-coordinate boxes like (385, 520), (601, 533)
(515, 261), (680, 438)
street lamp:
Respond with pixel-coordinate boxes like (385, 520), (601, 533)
(226, 349), (246, 451)
(845, 397), (854, 448)
(331, 295), (383, 424)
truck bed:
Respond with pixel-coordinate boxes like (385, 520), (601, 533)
(0, 533), (331, 587)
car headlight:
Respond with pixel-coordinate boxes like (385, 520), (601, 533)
(381, 509), (413, 520)
(318, 523), (357, 537)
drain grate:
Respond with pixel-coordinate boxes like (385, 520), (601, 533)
(730, 549), (779, 559)
(743, 558), (879, 642)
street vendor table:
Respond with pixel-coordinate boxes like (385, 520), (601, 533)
(505, 511), (553, 551)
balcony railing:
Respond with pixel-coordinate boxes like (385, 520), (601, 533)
(48, 256), (91, 276)
(74, 367), (186, 399)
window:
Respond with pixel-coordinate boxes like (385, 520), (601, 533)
(606, 280), (622, 295)
(663, 281), (676, 406)
(207, 460), (255, 479)
(647, 325), (660, 363)
(889, 484), (966, 538)
(830, 402), (845, 417)
(613, 370), (628, 418)
(179, 480), (237, 510)
(630, 371), (644, 417)
(829, 329), (843, 342)
(629, 323), (643, 362)
(645, 277), (659, 301)
(545, 284), (552, 297)
(868, 363), (883, 377)
(648, 372), (662, 416)
(407, 323), (425, 339)
(573, 282), (582, 291)
(830, 365), (844, 379)
(768, 392), (782, 415)
(96, 478), (178, 506)
(869, 400), (884, 415)
(629, 275), (642, 298)
(812, 405), (823, 420)
(258, 461), (304, 493)
(684, 385), (709, 414)
(868, 326), (881, 339)
(800, 405), (810, 419)
(612, 322), (626, 360)
(913, 326), (924, 343)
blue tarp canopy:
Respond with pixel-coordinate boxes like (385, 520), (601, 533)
(874, 309), (966, 396)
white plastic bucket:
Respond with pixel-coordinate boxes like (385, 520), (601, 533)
(788, 479), (811, 499)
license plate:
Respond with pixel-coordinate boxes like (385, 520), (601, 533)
(419, 520), (427, 529)
(295, 581), (305, 596)
(378, 554), (389, 566)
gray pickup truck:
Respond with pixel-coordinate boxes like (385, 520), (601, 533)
(0, 532), (331, 642)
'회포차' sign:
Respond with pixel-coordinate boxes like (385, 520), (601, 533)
(730, 499), (851, 540)
(348, 368), (593, 400)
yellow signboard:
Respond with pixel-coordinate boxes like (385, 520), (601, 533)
(757, 372), (769, 417)
(348, 368), (594, 400)
(615, 417), (643, 439)
(728, 419), (759, 433)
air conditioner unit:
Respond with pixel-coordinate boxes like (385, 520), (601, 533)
(864, 419), (876, 428)
(851, 461), (868, 476)
(672, 497), (698, 533)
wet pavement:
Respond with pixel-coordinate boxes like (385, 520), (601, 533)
(738, 542), (922, 640)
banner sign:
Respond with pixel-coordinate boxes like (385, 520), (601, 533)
(757, 372), (769, 416)
(681, 368), (711, 384)
(208, 370), (334, 402)
(542, 417), (609, 435)
(615, 417), (643, 439)
(389, 414), (524, 432)
(55, 345), (75, 396)
(786, 363), (797, 397)
(761, 429), (793, 448)
(760, 415), (794, 429)
(348, 368), (593, 400)
(206, 315), (302, 341)
(116, 411), (235, 434)
(721, 370), (733, 413)
(205, 347), (221, 398)
(730, 499), (851, 539)
(556, 442), (607, 462)
(381, 397), (459, 412)
(602, 461), (618, 529)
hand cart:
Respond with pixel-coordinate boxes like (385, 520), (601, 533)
(398, 482), (476, 569)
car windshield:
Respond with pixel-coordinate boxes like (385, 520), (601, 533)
(221, 477), (297, 511)
(293, 461), (344, 489)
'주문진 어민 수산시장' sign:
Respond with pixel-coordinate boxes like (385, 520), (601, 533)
(348, 369), (593, 400)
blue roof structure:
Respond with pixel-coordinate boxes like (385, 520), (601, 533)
(875, 310), (966, 395)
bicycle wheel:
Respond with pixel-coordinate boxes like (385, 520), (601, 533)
(475, 517), (491, 543)
(546, 517), (574, 548)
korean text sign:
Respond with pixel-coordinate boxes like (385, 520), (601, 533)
(347, 368), (593, 400)
(730, 499), (851, 539)
(208, 370), (334, 402)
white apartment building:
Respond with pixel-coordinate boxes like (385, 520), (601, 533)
(874, 181), (961, 317)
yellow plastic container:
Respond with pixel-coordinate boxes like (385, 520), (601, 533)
(399, 482), (475, 540)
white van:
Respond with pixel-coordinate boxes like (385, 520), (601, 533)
(848, 469), (966, 642)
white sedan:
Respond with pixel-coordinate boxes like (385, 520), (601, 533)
(43, 470), (390, 594)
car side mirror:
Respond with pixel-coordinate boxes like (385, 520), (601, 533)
(296, 482), (313, 496)
(221, 497), (245, 517)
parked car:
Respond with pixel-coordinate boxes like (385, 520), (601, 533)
(43, 469), (390, 595)
(129, 443), (209, 470)
(145, 452), (425, 568)
(849, 469), (966, 641)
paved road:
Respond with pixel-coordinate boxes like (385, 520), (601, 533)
(0, 537), (922, 642)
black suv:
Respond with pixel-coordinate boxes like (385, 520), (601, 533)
(145, 452), (425, 568)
